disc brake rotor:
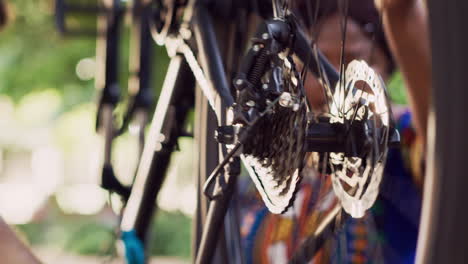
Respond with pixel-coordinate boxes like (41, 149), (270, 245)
(329, 60), (390, 218)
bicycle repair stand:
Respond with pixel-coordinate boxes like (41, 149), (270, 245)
(55, 2), (154, 263)
(95, 0), (156, 202)
(56, 0), (156, 200)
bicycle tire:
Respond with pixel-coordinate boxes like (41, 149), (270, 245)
(416, 1), (468, 263)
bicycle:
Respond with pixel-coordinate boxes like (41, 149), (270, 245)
(54, 0), (468, 263)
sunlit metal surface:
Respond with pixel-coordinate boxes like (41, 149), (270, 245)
(329, 60), (390, 218)
(240, 53), (308, 214)
(121, 56), (183, 231)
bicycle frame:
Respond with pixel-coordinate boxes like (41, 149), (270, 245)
(121, 2), (242, 262)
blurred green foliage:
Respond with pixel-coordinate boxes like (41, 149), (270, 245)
(0, 0), (407, 133)
(0, 0), (95, 107)
(15, 199), (191, 258)
(3, 0), (184, 258)
(0, 0), (169, 112)
(149, 210), (192, 257)
(387, 71), (408, 105)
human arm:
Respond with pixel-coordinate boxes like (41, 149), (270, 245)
(376, 0), (431, 143)
(0, 217), (41, 264)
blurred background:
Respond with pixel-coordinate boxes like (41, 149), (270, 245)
(0, 0), (407, 262)
(0, 0), (195, 262)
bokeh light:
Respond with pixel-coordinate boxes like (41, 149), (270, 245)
(0, 183), (46, 224)
(75, 57), (96, 81)
(56, 184), (107, 215)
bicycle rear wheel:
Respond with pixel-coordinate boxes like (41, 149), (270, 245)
(193, 0), (412, 263)
(230, 0), (414, 263)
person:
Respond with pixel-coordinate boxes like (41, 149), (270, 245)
(377, 0), (431, 143)
(0, 217), (42, 264)
(238, 0), (430, 263)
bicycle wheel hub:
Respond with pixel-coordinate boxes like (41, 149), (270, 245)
(329, 60), (390, 218)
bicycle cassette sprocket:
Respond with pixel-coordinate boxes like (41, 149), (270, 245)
(236, 53), (308, 214)
(329, 60), (390, 218)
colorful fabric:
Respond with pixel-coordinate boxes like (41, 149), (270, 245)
(239, 109), (422, 263)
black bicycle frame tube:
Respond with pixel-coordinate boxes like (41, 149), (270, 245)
(129, 0), (153, 99)
(190, 3), (246, 263)
(243, 0), (340, 90)
(55, 0), (103, 36)
(195, 158), (241, 264)
(190, 1), (340, 114)
(192, 4), (235, 111)
(95, 0), (122, 108)
(96, 0), (133, 198)
(190, 3), (249, 264)
(119, 0), (154, 136)
(120, 55), (195, 245)
(193, 87), (224, 259)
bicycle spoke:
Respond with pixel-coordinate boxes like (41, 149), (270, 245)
(311, 2), (337, 114)
(283, 0), (290, 14)
(343, 2), (382, 128)
(338, 0), (349, 115)
(290, 203), (302, 259)
(314, 45), (336, 113)
(347, 81), (370, 129)
(273, 0), (290, 19)
(316, 151), (329, 206)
